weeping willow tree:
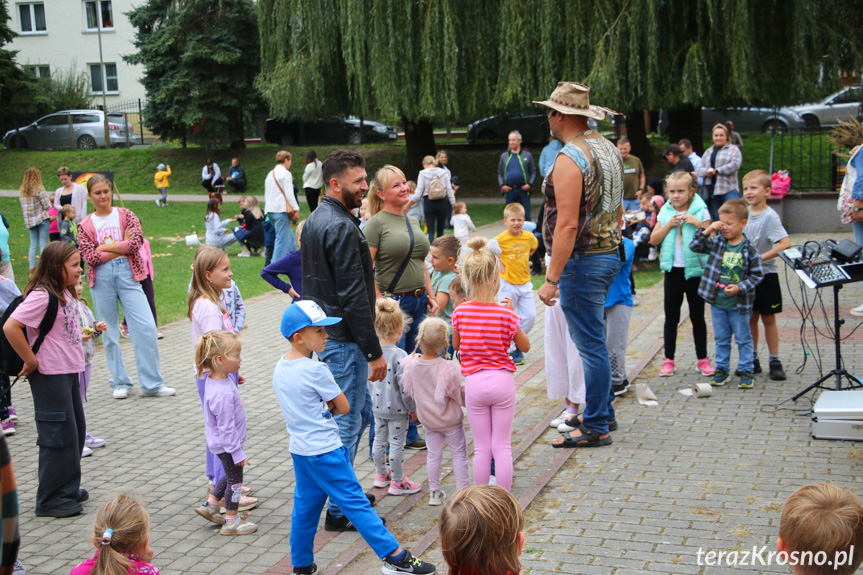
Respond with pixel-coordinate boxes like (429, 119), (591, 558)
(257, 0), (863, 170)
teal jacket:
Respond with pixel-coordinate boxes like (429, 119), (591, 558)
(657, 194), (709, 279)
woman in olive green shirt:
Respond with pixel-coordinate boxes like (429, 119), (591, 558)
(364, 165), (440, 353)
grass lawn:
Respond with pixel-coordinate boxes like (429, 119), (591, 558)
(530, 261), (662, 291)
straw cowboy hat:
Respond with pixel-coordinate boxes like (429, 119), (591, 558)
(533, 82), (621, 121)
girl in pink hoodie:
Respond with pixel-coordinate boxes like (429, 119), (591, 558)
(401, 317), (467, 506)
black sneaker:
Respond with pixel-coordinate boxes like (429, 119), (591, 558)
(325, 511), (385, 532)
(753, 357), (762, 374)
(294, 564), (317, 575)
(612, 379), (630, 396)
(35, 503), (83, 518)
(769, 359), (787, 381)
(78, 489), (89, 503)
(382, 550), (437, 575)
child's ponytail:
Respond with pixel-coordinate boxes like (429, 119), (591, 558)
(415, 316), (448, 357)
(91, 494), (151, 575)
(195, 330), (241, 377)
(459, 236), (501, 300)
(374, 297), (407, 343)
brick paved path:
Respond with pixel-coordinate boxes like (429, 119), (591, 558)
(12, 231), (863, 574)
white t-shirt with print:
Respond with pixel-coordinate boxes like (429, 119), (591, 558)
(90, 208), (123, 246)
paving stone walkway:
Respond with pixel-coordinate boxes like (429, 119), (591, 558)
(11, 230), (863, 575)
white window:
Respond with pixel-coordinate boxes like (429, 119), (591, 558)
(89, 63), (118, 94)
(84, 1), (113, 30)
(18, 3), (46, 33)
(25, 65), (50, 79)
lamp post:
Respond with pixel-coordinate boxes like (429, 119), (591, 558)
(97, 19), (109, 149)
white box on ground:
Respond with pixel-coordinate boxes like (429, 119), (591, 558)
(812, 390), (863, 441)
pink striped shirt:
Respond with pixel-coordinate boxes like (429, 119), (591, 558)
(451, 301), (520, 375)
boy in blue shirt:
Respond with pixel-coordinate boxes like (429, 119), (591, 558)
(273, 301), (436, 575)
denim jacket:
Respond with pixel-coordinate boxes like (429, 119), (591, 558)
(689, 229), (764, 315)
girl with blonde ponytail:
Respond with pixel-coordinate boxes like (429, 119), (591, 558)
(450, 237), (530, 491)
(71, 494), (158, 575)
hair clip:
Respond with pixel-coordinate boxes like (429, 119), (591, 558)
(486, 239), (502, 257)
(101, 528), (114, 545)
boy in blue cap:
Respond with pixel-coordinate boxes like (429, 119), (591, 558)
(273, 300), (437, 575)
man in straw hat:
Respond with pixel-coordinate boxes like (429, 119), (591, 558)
(535, 82), (625, 449)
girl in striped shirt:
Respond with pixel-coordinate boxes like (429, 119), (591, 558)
(450, 237), (529, 491)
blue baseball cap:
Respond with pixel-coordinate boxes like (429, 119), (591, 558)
(281, 300), (342, 339)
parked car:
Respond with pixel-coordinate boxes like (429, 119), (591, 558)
(792, 85), (863, 127)
(264, 116), (397, 146)
(466, 112), (600, 144)
(657, 106), (806, 135)
(3, 110), (134, 150)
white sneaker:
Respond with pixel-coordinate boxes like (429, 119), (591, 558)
(81, 446), (93, 457)
(648, 247), (657, 261)
(220, 516), (257, 535)
(142, 386), (175, 397)
(155, 199), (161, 208)
(237, 252), (251, 258)
(851, 303), (863, 317)
(112, 387), (128, 399)
(429, 490), (446, 506)
(549, 410), (570, 428)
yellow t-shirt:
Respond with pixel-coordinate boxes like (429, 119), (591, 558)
(495, 230), (538, 286)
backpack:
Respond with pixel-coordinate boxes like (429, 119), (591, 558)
(0, 291), (58, 384)
(427, 174), (447, 200)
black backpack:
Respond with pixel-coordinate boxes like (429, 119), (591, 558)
(0, 291), (58, 384)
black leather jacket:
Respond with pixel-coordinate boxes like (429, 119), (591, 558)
(301, 196), (382, 361)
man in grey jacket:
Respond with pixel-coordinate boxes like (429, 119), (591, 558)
(498, 130), (537, 221)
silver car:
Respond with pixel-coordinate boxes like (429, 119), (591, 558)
(3, 110), (134, 150)
(792, 85), (862, 127)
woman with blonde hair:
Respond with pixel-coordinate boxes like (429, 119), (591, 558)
(415, 155), (455, 242)
(18, 168), (52, 272)
(697, 122), (743, 220)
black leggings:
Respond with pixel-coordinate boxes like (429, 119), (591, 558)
(305, 187), (321, 212)
(663, 267), (708, 360)
(214, 452), (244, 512)
(423, 197), (449, 243)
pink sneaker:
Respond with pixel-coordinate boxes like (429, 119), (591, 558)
(373, 470), (391, 488)
(389, 476), (422, 496)
(1, 420), (14, 436)
(697, 357), (715, 376)
(660, 358), (675, 376)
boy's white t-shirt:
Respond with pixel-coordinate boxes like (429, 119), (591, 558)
(672, 208), (709, 267)
(90, 208), (123, 247)
(273, 356), (343, 456)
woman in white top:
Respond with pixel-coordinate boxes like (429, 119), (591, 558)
(302, 149), (324, 212)
(53, 166), (88, 224)
(413, 155), (455, 243)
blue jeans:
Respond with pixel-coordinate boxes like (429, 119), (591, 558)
(291, 446), (399, 566)
(270, 212), (297, 262)
(711, 306), (754, 373)
(318, 339), (368, 517)
(27, 218), (50, 269)
(505, 188), (531, 221)
(623, 199), (641, 211)
(90, 258), (164, 392)
(394, 292), (428, 354)
(708, 189), (740, 222)
(558, 252), (621, 433)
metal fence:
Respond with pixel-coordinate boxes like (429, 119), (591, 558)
(768, 127), (842, 191)
(103, 98), (146, 145)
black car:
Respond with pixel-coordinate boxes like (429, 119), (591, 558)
(466, 113), (599, 144)
(264, 116), (397, 146)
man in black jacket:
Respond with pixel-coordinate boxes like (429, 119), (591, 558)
(301, 149), (385, 531)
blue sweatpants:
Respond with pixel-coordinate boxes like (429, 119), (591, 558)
(290, 446), (399, 567)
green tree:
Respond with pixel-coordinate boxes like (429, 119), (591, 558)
(258, 0), (863, 171)
(125, 0), (262, 149)
(0, 0), (50, 139)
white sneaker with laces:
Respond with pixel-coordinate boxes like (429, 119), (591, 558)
(81, 446), (93, 457)
(112, 387), (128, 399)
(221, 516), (257, 535)
(142, 386), (176, 397)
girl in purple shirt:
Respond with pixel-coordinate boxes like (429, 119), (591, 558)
(193, 330), (257, 536)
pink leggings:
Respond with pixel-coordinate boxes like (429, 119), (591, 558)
(425, 427), (469, 492)
(465, 368), (516, 490)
